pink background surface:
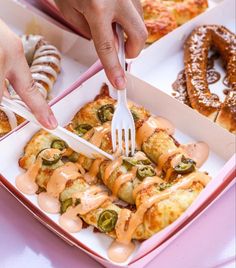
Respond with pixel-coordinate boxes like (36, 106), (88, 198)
(0, 183), (235, 268)
(0, 1), (235, 267)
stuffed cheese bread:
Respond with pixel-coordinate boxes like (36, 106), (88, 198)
(17, 85), (211, 263)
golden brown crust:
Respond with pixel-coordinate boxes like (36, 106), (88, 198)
(184, 25), (236, 130)
(216, 92), (236, 133)
(142, 0), (177, 43)
(142, 0), (208, 43)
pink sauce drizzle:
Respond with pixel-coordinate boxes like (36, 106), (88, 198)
(108, 240), (136, 263)
(37, 192), (60, 214)
(181, 142), (209, 168)
(15, 158), (42, 195)
(59, 206), (83, 233)
(136, 116), (175, 149)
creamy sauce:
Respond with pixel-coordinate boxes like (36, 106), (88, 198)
(116, 171), (210, 244)
(108, 240), (135, 263)
(46, 162), (80, 198)
(84, 158), (104, 184)
(15, 158), (41, 195)
(104, 157), (123, 184)
(181, 142), (209, 168)
(132, 176), (164, 200)
(71, 186), (109, 215)
(136, 116), (175, 149)
(37, 192), (60, 214)
(158, 148), (183, 170)
(112, 167), (137, 196)
(59, 206), (83, 233)
(89, 122), (110, 147)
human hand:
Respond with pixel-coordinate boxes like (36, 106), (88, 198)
(54, 0), (147, 89)
(0, 19), (57, 129)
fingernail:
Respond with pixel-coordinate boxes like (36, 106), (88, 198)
(47, 113), (58, 129)
(114, 76), (126, 89)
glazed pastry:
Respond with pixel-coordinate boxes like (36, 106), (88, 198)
(17, 86), (211, 256)
(184, 25), (236, 131)
(0, 34), (61, 138)
(142, 0), (208, 43)
(22, 34), (61, 98)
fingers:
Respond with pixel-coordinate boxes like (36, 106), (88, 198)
(117, 1), (147, 58)
(86, 14), (126, 90)
(7, 39), (58, 129)
(54, 0), (91, 39)
(0, 48), (6, 101)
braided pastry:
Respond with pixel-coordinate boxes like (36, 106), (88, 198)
(0, 35), (61, 137)
(17, 86), (210, 262)
(184, 25), (236, 133)
(142, 0), (208, 43)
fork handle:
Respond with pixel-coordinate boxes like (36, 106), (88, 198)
(116, 23), (128, 105)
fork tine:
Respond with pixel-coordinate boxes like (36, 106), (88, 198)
(118, 127), (123, 154)
(112, 124), (117, 153)
(130, 127), (136, 156)
(124, 128), (129, 156)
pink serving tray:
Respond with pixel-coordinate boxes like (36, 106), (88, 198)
(1, 1), (235, 267)
(0, 68), (235, 267)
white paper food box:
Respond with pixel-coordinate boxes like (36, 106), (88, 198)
(0, 70), (235, 267)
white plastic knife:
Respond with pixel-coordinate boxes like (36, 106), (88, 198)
(1, 97), (114, 160)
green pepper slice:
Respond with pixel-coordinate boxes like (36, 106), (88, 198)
(51, 139), (68, 151)
(97, 104), (114, 123)
(131, 111), (139, 122)
(138, 159), (152, 165)
(174, 157), (196, 174)
(60, 198), (73, 214)
(37, 148), (62, 166)
(157, 182), (172, 191)
(68, 152), (79, 163)
(36, 186), (46, 195)
(97, 210), (118, 233)
(137, 166), (156, 181)
(123, 157), (138, 170)
(75, 124), (92, 137)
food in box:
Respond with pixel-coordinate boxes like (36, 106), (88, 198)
(0, 70), (235, 266)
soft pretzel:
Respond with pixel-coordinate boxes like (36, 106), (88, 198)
(184, 25), (236, 132)
(0, 35), (61, 137)
(142, 0), (208, 43)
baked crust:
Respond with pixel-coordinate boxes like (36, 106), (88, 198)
(142, 0), (208, 43)
(184, 25), (236, 132)
(18, 85), (211, 242)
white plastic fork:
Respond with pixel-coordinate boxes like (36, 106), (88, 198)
(111, 24), (136, 156)
(1, 96), (114, 160)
